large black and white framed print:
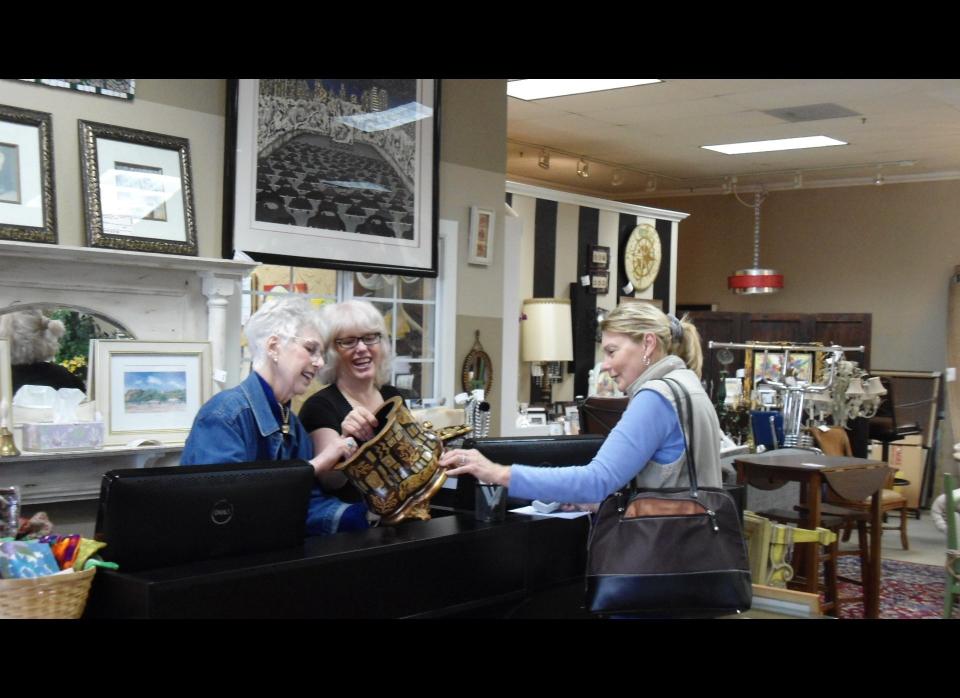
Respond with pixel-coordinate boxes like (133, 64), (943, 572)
(78, 120), (198, 256)
(0, 103), (57, 244)
(223, 79), (440, 276)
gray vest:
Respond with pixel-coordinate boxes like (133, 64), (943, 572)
(626, 355), (723, 490)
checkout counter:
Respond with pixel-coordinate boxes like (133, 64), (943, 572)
(85, 501), (589, 619)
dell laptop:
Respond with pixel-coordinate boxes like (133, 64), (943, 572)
(95, 460), (314, 572)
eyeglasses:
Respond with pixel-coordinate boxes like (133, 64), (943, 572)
(287, 335), (324, 360)
(334, 333), (382, 349)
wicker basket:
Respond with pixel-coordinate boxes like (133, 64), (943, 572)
(0, 567), (96, 619)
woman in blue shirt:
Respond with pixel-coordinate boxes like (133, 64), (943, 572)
(441, 302), (722, 503)
(181, 295), (367, 536)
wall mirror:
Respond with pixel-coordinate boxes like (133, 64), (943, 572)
(0, 303), (133, 391)
(461, 330), (493, 395)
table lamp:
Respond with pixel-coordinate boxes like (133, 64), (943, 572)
(521, 298), (573, 405)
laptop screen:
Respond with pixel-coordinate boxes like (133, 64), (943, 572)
(95, 460), (314, 572)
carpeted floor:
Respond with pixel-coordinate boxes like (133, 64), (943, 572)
(835, 557), (950, 619)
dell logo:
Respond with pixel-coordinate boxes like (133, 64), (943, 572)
(211, 499), (234, 525)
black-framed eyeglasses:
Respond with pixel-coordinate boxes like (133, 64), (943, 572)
(335, 333), (382, 349)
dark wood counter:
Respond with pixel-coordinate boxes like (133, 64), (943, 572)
(85, 508), (589, 619)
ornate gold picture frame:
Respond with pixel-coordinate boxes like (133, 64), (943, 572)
(78, 120), (197, 256)
(0, 103), (57, 244)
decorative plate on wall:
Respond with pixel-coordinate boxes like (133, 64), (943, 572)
(623, 223), (662, 292)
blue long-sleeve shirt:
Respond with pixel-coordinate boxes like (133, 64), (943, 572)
(509, 390), (686, 503)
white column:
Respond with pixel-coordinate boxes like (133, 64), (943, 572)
(200, 273), (236, 393)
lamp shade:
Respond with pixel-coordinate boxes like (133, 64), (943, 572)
(521, 298), (573, 362)
(845, 378), (864, 396)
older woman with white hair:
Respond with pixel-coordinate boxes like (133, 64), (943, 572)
(299, 300), (402, 501)
(181, 295), (366, 536)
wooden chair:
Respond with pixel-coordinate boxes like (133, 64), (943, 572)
(811, 426), (910, 550)
(944, 473), (960, 618)
(577, 397), (629, 436)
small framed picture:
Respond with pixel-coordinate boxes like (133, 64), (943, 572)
(78, 120), (198, 256)
(91, 340), (212, 445)
(468, 206), (495, 265)
(590, 271), (610, 294)
(0, 103), (57, 243)
(589, 244), (610, 269)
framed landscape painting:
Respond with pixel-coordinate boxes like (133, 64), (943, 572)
(91, 340), (211, 445)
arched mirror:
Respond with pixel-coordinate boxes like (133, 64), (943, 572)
(461, 330), (493, 395)
(0, 303), (133, 392)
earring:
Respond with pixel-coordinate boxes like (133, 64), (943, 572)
(643, 354), (651, 367)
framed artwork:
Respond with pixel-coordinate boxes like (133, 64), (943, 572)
(78, 120), (198, 255)
(467, 206), (494, 265)
(0, 103), (57, 244)
(91, 340), (211, 445)
(0, 339), (11, 429)
(590, 271), (610, 295)
(751, 350), (814, 387)
(17, 79), (135, 101)
(224, 79), (441, 276)
(589, 244), (610, 269)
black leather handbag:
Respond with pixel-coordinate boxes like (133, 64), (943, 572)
(584, 378), (752, 617)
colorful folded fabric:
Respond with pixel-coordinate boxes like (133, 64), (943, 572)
(38, 534), (82, 569)
(73, 538), (108, 572)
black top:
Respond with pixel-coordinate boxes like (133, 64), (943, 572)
(297, 383), (403, 503)
(298, 383), (404, 437)
(12, 362), (86, 393)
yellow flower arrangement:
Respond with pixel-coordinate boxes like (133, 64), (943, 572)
(59, 355), (87, 375)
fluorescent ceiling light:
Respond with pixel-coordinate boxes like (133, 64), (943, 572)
(507, 79), (661, 100)
(702, 135), (847, 155)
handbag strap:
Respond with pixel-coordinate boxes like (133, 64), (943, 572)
(662, 376), (698, 498)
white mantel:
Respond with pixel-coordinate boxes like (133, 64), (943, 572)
(0, 241), (259, 511)
(0, 240), (258, 389)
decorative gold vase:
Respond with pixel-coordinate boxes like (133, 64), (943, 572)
(336, 396), (469, 525)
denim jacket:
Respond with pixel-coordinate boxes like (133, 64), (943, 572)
(181, 371), (353, 536)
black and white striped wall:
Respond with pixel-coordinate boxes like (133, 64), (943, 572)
(505, 182), (688, 404)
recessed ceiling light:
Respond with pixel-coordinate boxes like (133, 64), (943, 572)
(507, 79), (662, 100)
(701, 135), (847, 155)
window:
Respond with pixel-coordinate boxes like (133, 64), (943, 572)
(340, 271), (438, 402)
(240, 263), (441, 403)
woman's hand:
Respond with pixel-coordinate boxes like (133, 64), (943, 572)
(439, 448), (510, 487)
(341, 406), (379, 442)
(309, 434), (358, 476)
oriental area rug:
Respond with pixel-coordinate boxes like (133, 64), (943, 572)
(834, 557), (949, 619)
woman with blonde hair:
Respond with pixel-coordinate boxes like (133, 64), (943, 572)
(299, 300), (402, 501)
(441, 301), (722, 502)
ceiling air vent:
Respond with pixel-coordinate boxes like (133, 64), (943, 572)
(762, 103), (862, 123)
